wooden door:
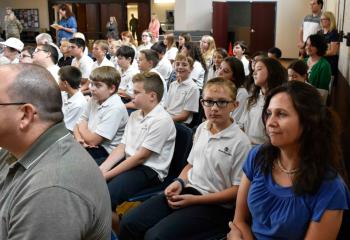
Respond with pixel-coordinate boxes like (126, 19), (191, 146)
(137, 2), (150, 43)
(250, 2), (276, 54)
(212, 1), (228, 49)
(86, 3), (100, 41)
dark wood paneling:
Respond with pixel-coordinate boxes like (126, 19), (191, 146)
(212, 1), (228, 49)
(86, 3), (100, 40)
(137, 2), (150, 43)
(251, 2), (276, 53)
(75, 3), (87, 34)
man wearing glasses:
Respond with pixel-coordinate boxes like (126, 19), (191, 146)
(32, 43), (60, 83)
(0, 64), (111, 239)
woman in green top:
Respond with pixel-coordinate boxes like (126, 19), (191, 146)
(304, 34), (332, 91)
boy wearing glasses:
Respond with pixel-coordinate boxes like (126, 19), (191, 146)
(99, 72), (176, 232)
(164, 54), (200, 124)
(74, 66), (128, 164)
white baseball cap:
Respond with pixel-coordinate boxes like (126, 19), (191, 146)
(0, 37), (24, 52)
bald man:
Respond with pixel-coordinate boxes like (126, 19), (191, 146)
(0, 64), (111, 240)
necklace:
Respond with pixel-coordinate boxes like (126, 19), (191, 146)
(277, 158), (299, 175)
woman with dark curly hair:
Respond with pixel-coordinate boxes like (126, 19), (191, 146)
(228, 81), (350, 240)
(305, 33), (332, 91)
(238, 57), (287, 145)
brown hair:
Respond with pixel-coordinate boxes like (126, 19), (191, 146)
(132, 72), (164, 102)
(89, 66), (121, 93)
(203, 77), (237, 101)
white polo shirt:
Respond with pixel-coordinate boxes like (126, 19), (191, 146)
(154, 57), (173, 85)
(238, 91), (267, 145)
(241, 55), (250, 76)
(164, 77), (200, 124)
(121, 104), (176, 181)
(190, 60), (205, 89)
(62, 91), (87, 131)
(150, 68), (167, 104)
(231, 87), (249, 122)
(164, 47), (178, 61)
(71, 55), (94, 79)
(119, 66), (139, 97)
(91, 57), (115, 71)
(47, 64), (60, 84)
(187, 121), (251, 208)
(79, 94), (128, 153)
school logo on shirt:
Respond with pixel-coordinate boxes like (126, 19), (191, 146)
(218, 146), (232, 156)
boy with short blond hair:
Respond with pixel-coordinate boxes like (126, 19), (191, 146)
(74, 66), (128, 163)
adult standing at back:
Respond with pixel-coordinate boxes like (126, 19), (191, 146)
(129, 14), (138, 40)
(148, 13), (160, 42)
(56, 4), (77, 45)
(298, 0), (323, 52)
(4, 7), (23, 40)
(318, 11), (340, 77)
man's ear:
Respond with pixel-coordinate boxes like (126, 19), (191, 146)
(19, 104), (37, 130)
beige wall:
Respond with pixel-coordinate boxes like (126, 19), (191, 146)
(151, 1), (175, 23)
(0, 0), (49, 31)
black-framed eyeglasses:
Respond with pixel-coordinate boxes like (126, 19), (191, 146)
(0, 102), (27, 106)
(201, 99), (233, 108)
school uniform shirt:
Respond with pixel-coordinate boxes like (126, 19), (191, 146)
(119, 66), (139, 97)
(78, 94), (128, 153)
(71, 55), (94, 79)
(241, 55), (250, 76)
(46, 64), (60, 84)
(121, 104), (176, 181)
(238, 91), (268, 145)
(91, 57), (115, 71)
(154, 57), (173, 85)
(190, 61), (206, 89)
(187, 121), (251, 208)
(164, 47), (178, 61)
(62, 91), (87, 131)
(231, 87), (249, 122)
(164, 77), (200, 124)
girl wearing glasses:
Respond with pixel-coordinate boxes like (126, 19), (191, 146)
(119, 77), (251, 239)
(19, 46), (35, 64)
(238, 57), (287, 145)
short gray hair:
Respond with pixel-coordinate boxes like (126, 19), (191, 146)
(36, 33), (53, 44)
(6, 64), (63, 123)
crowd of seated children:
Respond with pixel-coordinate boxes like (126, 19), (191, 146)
(207, 48), (228, 80)
(116, 45), (139, 103)
(119, 77), (251, 240)
(164, 54), (200, 124)
(58, 65), (87, 132)
(74, 66), (128, 164)
(217, 56), (248, 122)
(238, 57), (287, 145)
(99, 72), (176, 233)
(228, 81), (350, 240)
